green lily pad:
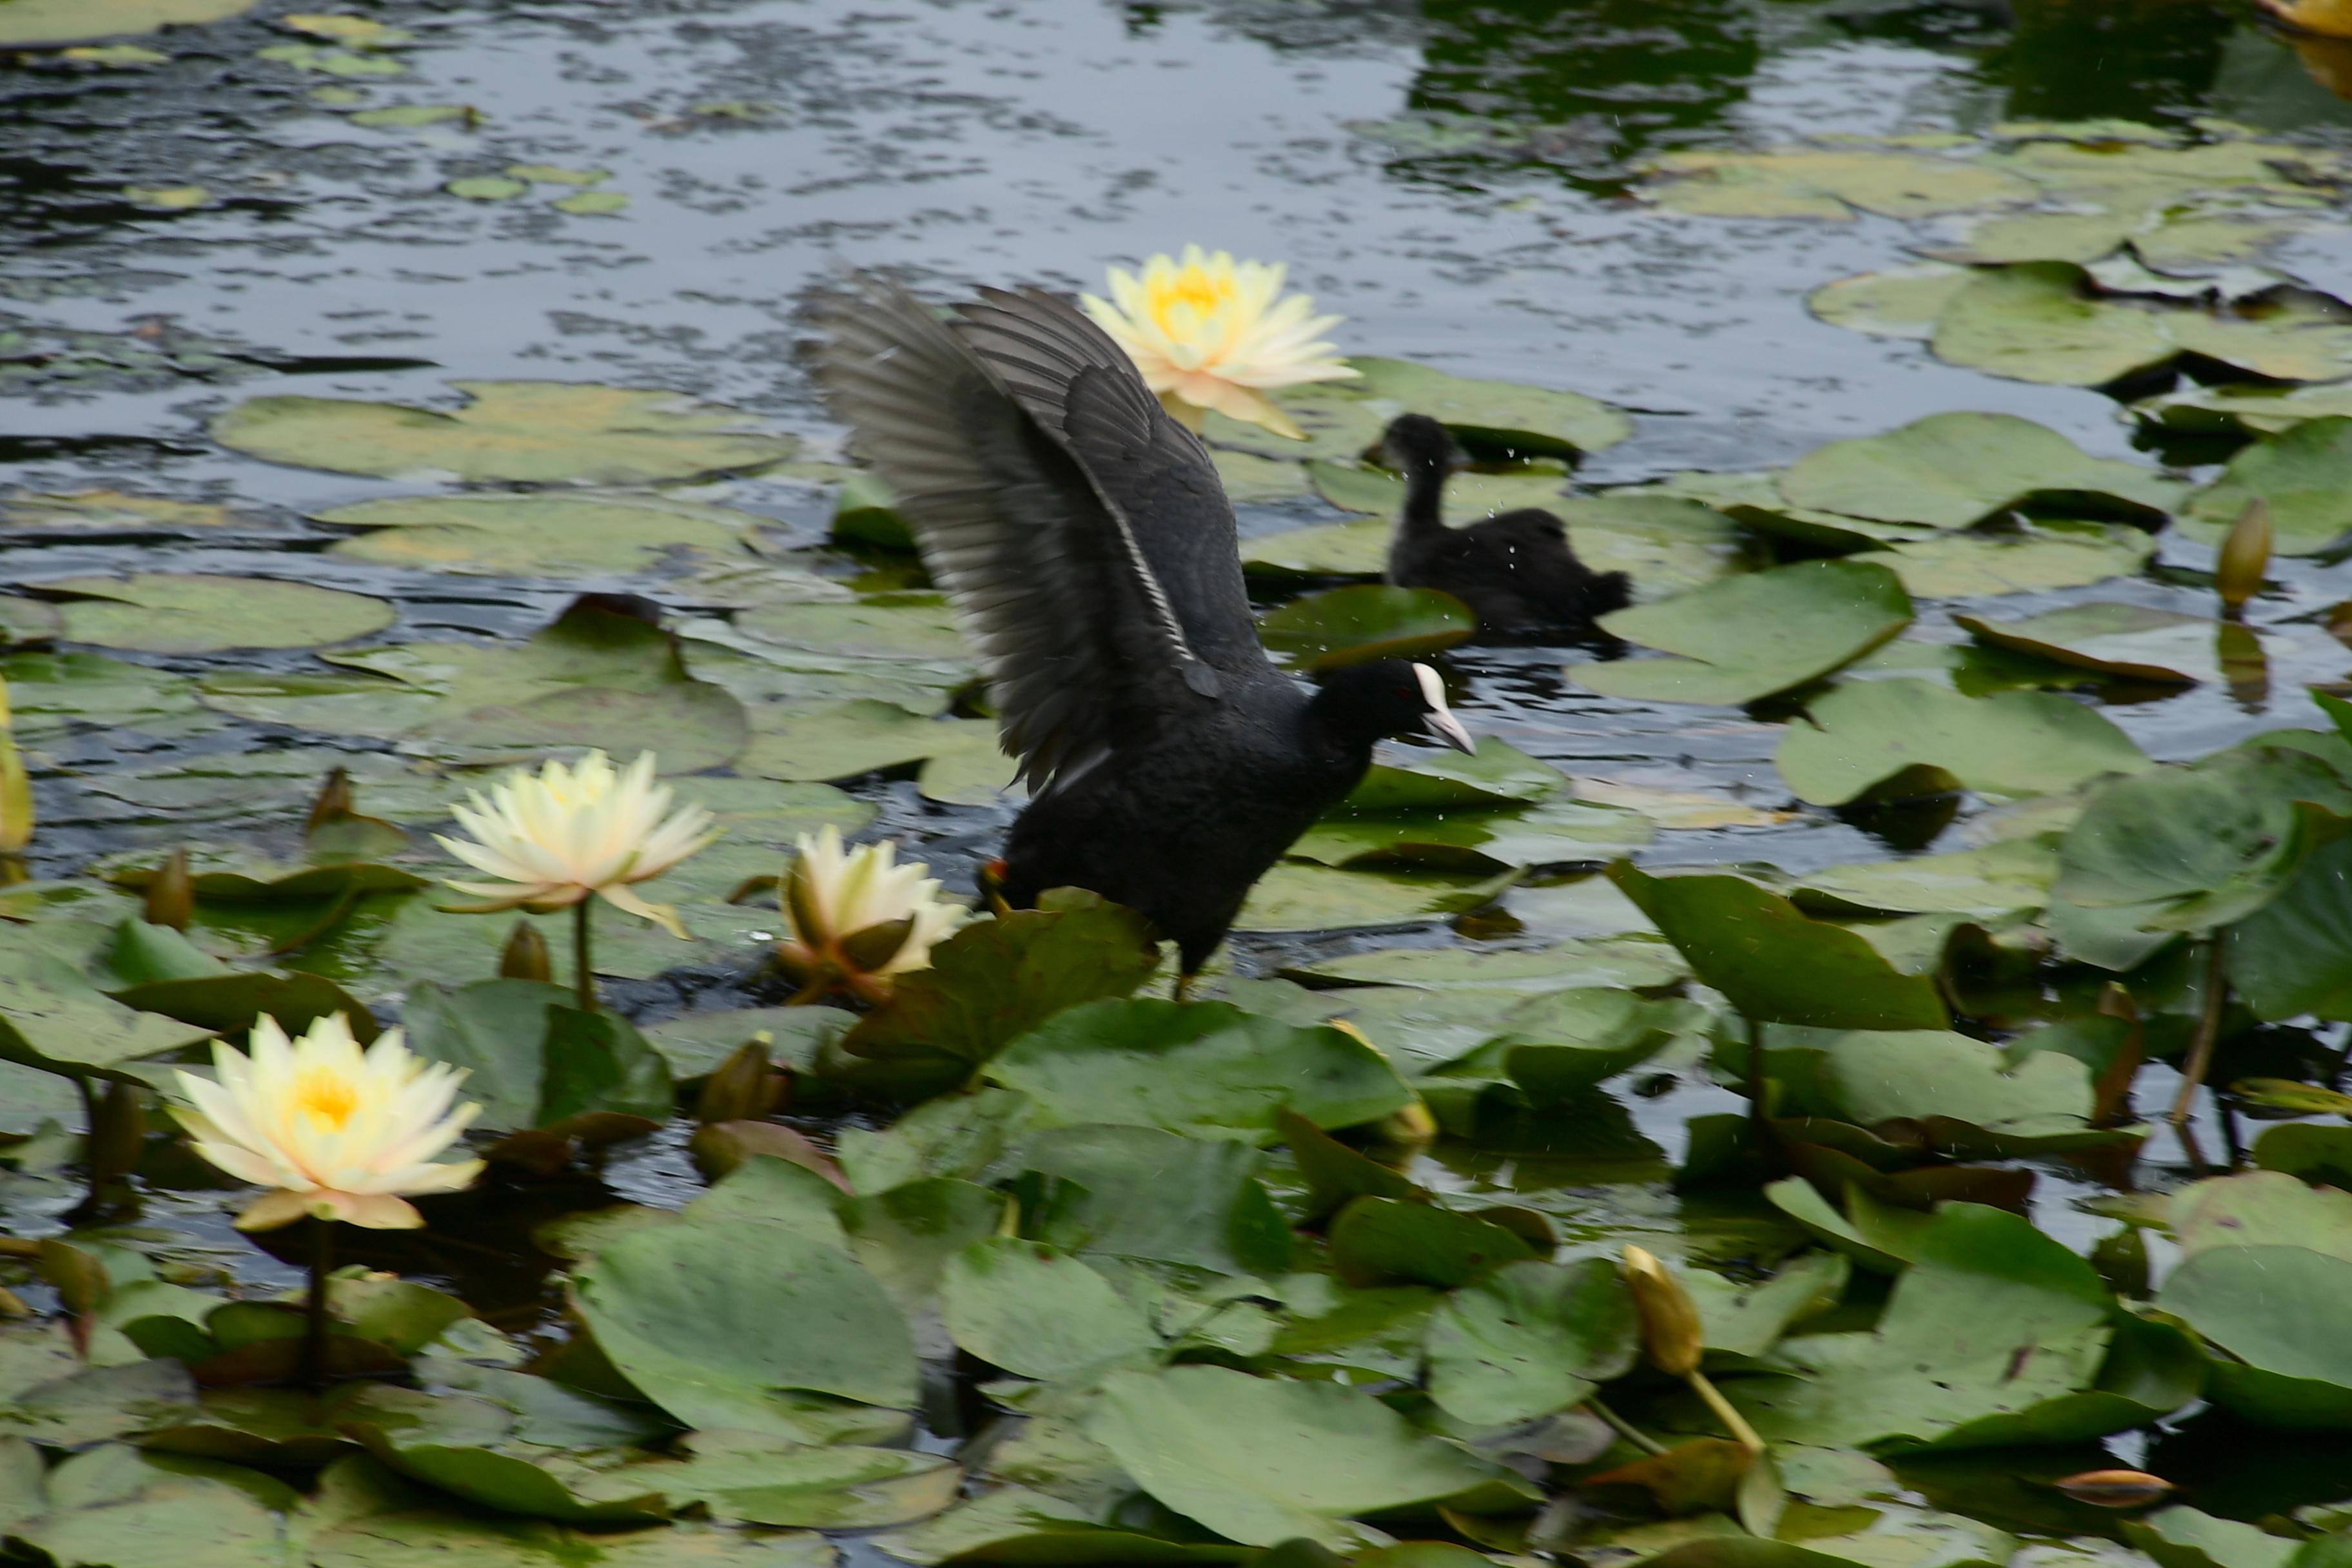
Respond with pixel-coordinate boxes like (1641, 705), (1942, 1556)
(736, 598), (970, 667)
(1954, 603), (2217, 683)
(0, 0), (260, 46)
(1643, 148), (2037, 221)
(2231, 833), (2352, 1021)
(2054, 745), (2352, 934)
(829, 896), (1157, 1093)
(446, 175), (527, 201)
(2182, 416), (2352, 555)
(876, 1486), (1248, 1566)
(213, 381), (797, 484)
(1569, 559), (1912, 706)
(1870, 522), (2155, 598)
(1819, 1030), (2112, 1154)
(1310, 460), (1569, 524)
(20, 574), (393, 654)
(1729, 1204), (2148, 1450)
(1259, 586), (1475, 671)
(605, 1431), (959, 1530)
(1932, 264), (2352, 387)
(1017, 1123), (1292, 1278)
(317, 493), (761, 576)
(1807, 265), (1976, 340)
(2171, 1171), (2352, 1262)
(736, 701), (995, 783)
(0, 975), (218, 1085)
(1240, 518), (1389, 578)
(2136, 379), (2352, 439)
(1608, 862), (1948, 1030)
(1086, 1364), (1513, 1550)
(986, 998), (1413, 1141)
(1930, 211), (2140, 266)
(1777, 413), (2180, 531)
(1346, 357), (1632, 460)
(0, 490), (235, 531)
(1791, 838), (2059, 919)
(2157, 1246), (2352, 1427)
(1776, 678), (2148, 805)
(571, 1213), (917, 1437)
(1234, 862), (1494, 934)
(939, 1239), (1160, 1382)
(1289, 934), (1687, 992)
(1424, 1257), (1640, 1427)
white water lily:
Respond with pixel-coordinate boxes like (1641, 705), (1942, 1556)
(172, 1014), (483, 1231)
(778, 826), (968, 997)
(1080, 245), (1356, 440)
(435, 750), (717, 938)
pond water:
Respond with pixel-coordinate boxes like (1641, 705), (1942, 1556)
(8, 0), (2352, 1563)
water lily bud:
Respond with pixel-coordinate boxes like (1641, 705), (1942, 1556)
(144, 847), (195, 932)
(2216, 499), (2272, 619)
(696, 1035), (783, 1124)
(2053, 1469), (2173, 1508)
(777, 827), (968, 1000)
(87, 1081), (147, 1190)
(498, 919), (553, 983)
(0, 676), (27, 856)
(1622, 1244), (1705, 1377)
(306, 765), (356, 834)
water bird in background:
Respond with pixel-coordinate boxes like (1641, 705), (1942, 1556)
(1381, 411), (1633, 641)
(818, 277), (1475, 993)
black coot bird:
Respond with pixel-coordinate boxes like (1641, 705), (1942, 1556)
(818, 277), (1476, 989)
(1382, 412), (1632, 640)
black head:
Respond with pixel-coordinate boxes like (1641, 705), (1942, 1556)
(1380, 413), (1462, 477)
(1311, 659), (1476, 754)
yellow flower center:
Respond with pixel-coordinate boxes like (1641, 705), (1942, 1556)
(295, 1068), (360, 1131)
(1146, 264), (1233, 333)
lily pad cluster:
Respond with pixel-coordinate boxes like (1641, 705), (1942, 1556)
(1643, 122), (2352, 395)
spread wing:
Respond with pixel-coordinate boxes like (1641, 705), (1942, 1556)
(951, 287), (1262, 665)
(815, 274), (1236, 790)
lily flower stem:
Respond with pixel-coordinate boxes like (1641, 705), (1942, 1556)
(1585, 1395), (1668, 1457)
(1686, 1368), (1765, 1455)
(302, 1218), (333, 1393)
(2168, 937), (2230, 1146)
(573, 901), (596, 1015)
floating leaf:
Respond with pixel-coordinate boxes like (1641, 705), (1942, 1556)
(318, 493), (760, 577)
(1018, 1124), (1291, 1278)
(554, 191), (630, 217)
(213, 381), (797, 484)
(2181, 416), (2352, 555)
(1954, 603), (2217, 684)
(1778, 413), (2180, 531)
(2156, 1246), (2352, 1427)
(1807, 266), (1975, 340)
(1234, 862), (1494, 934)
(1086, 1365), (1513, 1550)
(571, 1215), (917, 1437)
(1609, 862), (1948, 1029)
(1259, 586), (1475, 671)
(1819, 1030), (2115, 1154)
(1776, 678), (2148, 805)
(21, 574), (393, 654)
(1569, 559), (1912, 706)
(986, 998), (1413, 1141)
(1643, 148), (2037, 221)
(939, 1239), (1159, 1382)
(1868, 524), (2155, 598)
(1425, 1258), (1640, 1426)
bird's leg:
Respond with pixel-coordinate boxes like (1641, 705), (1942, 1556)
(977, 857), (1014, 919)
(1171, 970), (1195, 1003)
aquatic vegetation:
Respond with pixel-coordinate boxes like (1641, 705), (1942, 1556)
(170, 1012), (482, 1231)
(1081, 245), (1357, 439)
(775, 825), (968, 1001)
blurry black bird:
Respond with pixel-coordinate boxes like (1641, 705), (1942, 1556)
(817, 276), (1475, 991)
(1381, 412), (1632, 640)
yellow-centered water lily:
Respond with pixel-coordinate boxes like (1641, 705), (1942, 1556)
(435, 750), (717, 938)
(1081, 245), (1356, 440)
(172, 1014), (483, 1231)
(777, 826), (968, 999)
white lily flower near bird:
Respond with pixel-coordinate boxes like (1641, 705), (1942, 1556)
(777, 825), (969, 1001)
(1081, 245), (1356, 440)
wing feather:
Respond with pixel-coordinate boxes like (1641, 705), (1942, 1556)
(815, 274), (1222, 787)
